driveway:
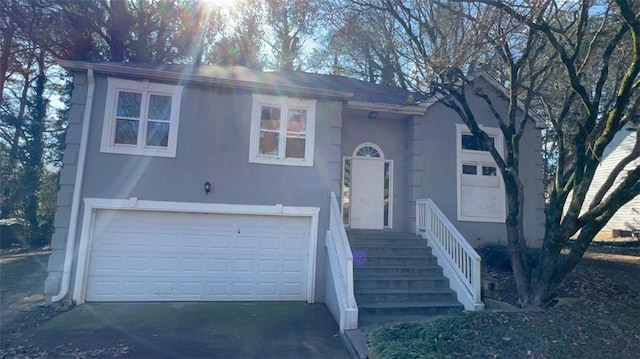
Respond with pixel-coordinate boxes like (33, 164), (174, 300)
(28, 302), (350, 359)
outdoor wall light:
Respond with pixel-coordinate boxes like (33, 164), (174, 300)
(204, 181), (212, 195)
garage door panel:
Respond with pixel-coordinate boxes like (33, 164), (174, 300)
(85, 210), (311, 302)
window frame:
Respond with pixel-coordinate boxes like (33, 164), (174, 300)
(455, 124), (506, 223)
(100, 78), (183, 157)
(249, 94), (317, 167)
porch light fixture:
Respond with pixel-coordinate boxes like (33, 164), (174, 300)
(368, 111), (379, 119)
(204, 181), (211, 195)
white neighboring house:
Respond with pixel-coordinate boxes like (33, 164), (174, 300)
(582, 122), (640, 238)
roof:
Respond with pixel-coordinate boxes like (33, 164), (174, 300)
(422, 71), (547, 129)
(56, 60), (422, 111)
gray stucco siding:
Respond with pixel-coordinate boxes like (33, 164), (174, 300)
(45, 71), (90, 297)
(419, 98), (544, 246)
(340, 110), (407, 231)
(50, 73), (344, 303)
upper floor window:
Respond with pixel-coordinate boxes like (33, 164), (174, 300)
(101, 78), (183, 157)
(249, 94), (316, 166)
(461, 133), (496, 151)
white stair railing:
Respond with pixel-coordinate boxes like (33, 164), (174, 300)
(325, 192), (358, 332)
(416, 199), (484, 310)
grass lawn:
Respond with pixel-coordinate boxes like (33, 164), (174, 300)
(367, 241), (640, 359)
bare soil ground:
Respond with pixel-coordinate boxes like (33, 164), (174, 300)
(0, 250), (105, 358)
(479, 239), (640, 358)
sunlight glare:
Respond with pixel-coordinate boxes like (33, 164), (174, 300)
(200, 0), (237, 9)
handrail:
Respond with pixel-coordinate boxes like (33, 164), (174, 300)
(416, 198), (483, 310)
(326, 192), (357, 331)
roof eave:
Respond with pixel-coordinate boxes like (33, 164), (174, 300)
(347, 100), (425, 115)
(56, 59), (354, 100)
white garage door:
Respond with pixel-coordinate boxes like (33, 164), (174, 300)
(85, 210), (311, 302)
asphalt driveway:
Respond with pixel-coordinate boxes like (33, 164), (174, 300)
(29, 302), (350, 358)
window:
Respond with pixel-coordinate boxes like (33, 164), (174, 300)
(249, 94), (316, 166)
(101, 78), (183, 157)
(461, 134), (496, 151)
(456, 124), (505, 223)
(462, 164), (478, 175)
(482, 165), (497, 176)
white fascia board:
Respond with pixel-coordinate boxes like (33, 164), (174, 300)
(347, 100), (425, 115)
(83, 197), (321, 217)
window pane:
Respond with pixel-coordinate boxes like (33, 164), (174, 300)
(259, 131), (279, 156)
(146, 121), (170, 147)
(462, 164), (477, 175)
(260, 106), (281, 130)
(287, 109), (307, 132)
(285, 136), (305, 158)
(384, 162), (390, 227)
(116, 91), (142, 118)
(356, 146), (381, 158)
(482, 166), (497, 176)
(342, 159), (351, 225)
(148, 94), (172, 121)
(115, 119), (139, 144)
(461, 134), (494, 151)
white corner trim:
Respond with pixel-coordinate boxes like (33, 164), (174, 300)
(72, 198), (320, 304)
(52, 68), (95, 303)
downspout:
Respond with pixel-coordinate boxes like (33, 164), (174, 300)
(51, 68), (95, 302)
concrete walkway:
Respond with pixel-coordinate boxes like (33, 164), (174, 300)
(30, 302), (350, 359)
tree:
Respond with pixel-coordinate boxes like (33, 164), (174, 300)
(1, 0), (64, 247)
(351, 0), (640, 306)
(262, 0), (322, 71)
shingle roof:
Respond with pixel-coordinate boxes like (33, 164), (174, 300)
(57, 60), (422, 106)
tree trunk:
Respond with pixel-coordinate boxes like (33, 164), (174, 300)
(22, 53), (47, 246)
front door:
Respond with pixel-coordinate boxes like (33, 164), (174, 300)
(350, 158), (385, 229)
(346, 143), (391, 229)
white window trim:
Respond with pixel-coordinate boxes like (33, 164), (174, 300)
(455, 124), (506, 223)
(249, 94), (316, 167)
(100, 78), (183, 157)
(72, 197), (320, 305)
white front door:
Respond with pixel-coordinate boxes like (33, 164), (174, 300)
(350, 158), (385, 229)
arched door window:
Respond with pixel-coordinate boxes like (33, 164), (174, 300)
(353, 143), (384, 159)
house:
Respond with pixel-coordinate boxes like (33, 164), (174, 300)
(45, 60), (545, 331)
(581, 122), (640, 239)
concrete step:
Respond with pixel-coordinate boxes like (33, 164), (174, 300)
(354, 265), (443, 277)
(351, 246), (433, 256)
(348, 237), (427, 247)
(348, 231), (464, 319)
(347, 231), (422, 240)
(356, 288), (458, 303)
(359, 255), (438, 266)
(357, 301), (464, 316)
(354, 276), (450, 290)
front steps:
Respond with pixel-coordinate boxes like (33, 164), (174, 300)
(347, 230), (463, 321)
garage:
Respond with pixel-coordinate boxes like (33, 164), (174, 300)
(83, 208), (313, 302)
